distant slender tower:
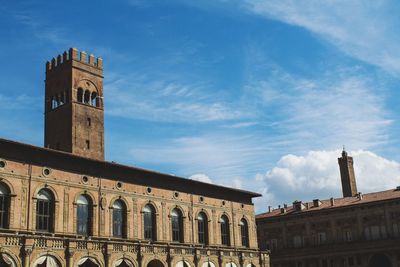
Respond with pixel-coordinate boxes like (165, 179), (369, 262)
(338, 148), (357, 197)
(44, 48), (104, 160)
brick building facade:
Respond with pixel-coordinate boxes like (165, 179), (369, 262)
(256, 150), (400, 267)
(0, 48), (269, 267)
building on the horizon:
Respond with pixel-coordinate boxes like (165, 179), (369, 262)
(256, 150), (400, 267)
(0, 48), (269, 267)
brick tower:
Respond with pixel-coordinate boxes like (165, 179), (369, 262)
(338, 149), (357, 197)
(44, 48), (104, 160)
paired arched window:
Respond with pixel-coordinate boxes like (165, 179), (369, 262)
(77, 194), (93, 236)
(77, 88), (99, 107)
(144, 204), (156, 241)
(36, 189), (54, 232)
(0, 183), (10, 229)
(171, 208), (183, 242)
(113, 200), (127, 238)
(240, 218), (249, 247)
(197, 212), (208, 245)
(220, 215), (230, 246)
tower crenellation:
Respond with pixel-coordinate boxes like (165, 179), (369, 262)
(45, 48), (103, 72)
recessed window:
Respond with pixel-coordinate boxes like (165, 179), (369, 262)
(199, 196), (204, 203)
(144, 204), (156, 241)
(146, 187), (152, 194)
(87, 118), (91, 127)
(173, 192), (179, 198)
(86, 140), (90, 150)
(0, 160), (5, 169)
(222, 201), (226, 206)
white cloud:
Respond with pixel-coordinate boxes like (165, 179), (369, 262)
(257, 150), (400, 208)
(189, 173), (213, 183)
(243, 0), (400, 74)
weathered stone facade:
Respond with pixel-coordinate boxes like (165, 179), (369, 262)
(0, 48), (269, 267)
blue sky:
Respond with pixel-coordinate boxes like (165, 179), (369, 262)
(1, 0), (400, 212)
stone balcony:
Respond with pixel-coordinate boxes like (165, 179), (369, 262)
(0, 233), (269, 267)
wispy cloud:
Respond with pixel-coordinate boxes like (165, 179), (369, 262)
(105, 73), (250, 123)
(243, 0), (400, 75)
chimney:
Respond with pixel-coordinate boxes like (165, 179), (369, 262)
(293, 201), (305, 212)
(357, 192), (363, 200)
(268, 206), (272, 213)
(313, 199), (321, 207)
(330, 197), (335, 206)
(338, 148), (358, 197)
(280, 208), (286, 214)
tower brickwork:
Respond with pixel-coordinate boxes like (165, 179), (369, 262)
(338, 149), (357, 197)
(44, 48), (104, 160)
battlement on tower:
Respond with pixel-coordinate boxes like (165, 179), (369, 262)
(45, 47), (103, 72)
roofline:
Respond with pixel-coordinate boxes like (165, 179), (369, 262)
(0, 138), (261, 203)
(256, 192), (400, 220)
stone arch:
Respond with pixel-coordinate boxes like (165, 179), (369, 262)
(174, 260), (192, 267)
(73, 191), (97, 204)
(76, 256), (103, 267)
(200, 260), (217, 267)
(368, 253), (392, 267)
(141, 200), (159, 214)
(32, 184), (60, 202)
(0, 249), (21, 267)
(224, 261), (239, 267)
(32, 253), (64, 267)
(109, 196), (130, 211)
(111, 256), (136, 267)
(194, 208), (211, 221)
(0, 178), (16, 195)
(145, 258), (165, 267)
(168, 205), (186, 217)
(217, 211), (232, 223)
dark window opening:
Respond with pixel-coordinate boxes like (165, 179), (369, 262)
(77, 88), (83, 103)
(87, 118), (91, 127)
(144, 204), (156, 241)
(86, 140), (90, 150)
(36, 189), (54, 232)
(240, 218), (249, 247)
(171, 208), (183, 242)
(220, 215), (230, 246)
(0, 183), (10, 229)
(77, 194), (92, 236)
(113, 200), (127, 238)
(198, 212), (208, 245)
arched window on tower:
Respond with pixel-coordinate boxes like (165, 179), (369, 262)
(76, 194), (93, 236)
(220, 215), (230, 246)
(0, 183), (11, 229)
(240, 218), (249, 247)
(90, 92), (98, 107)
(36, 189), (55, 232)
(144, 204), (156, 241)
(113, 200), (127, 238)
(171, 208), (183, 243)
(77, 88), (83, 103)
(197, 212), (208, 245)
(84, 90), (90, 105)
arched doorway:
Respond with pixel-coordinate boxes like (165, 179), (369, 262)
(147, 259), (164, 267)
(33, 255), (61, 267)
(78, 257), (100, 267)
(369, 254), (391, 267)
